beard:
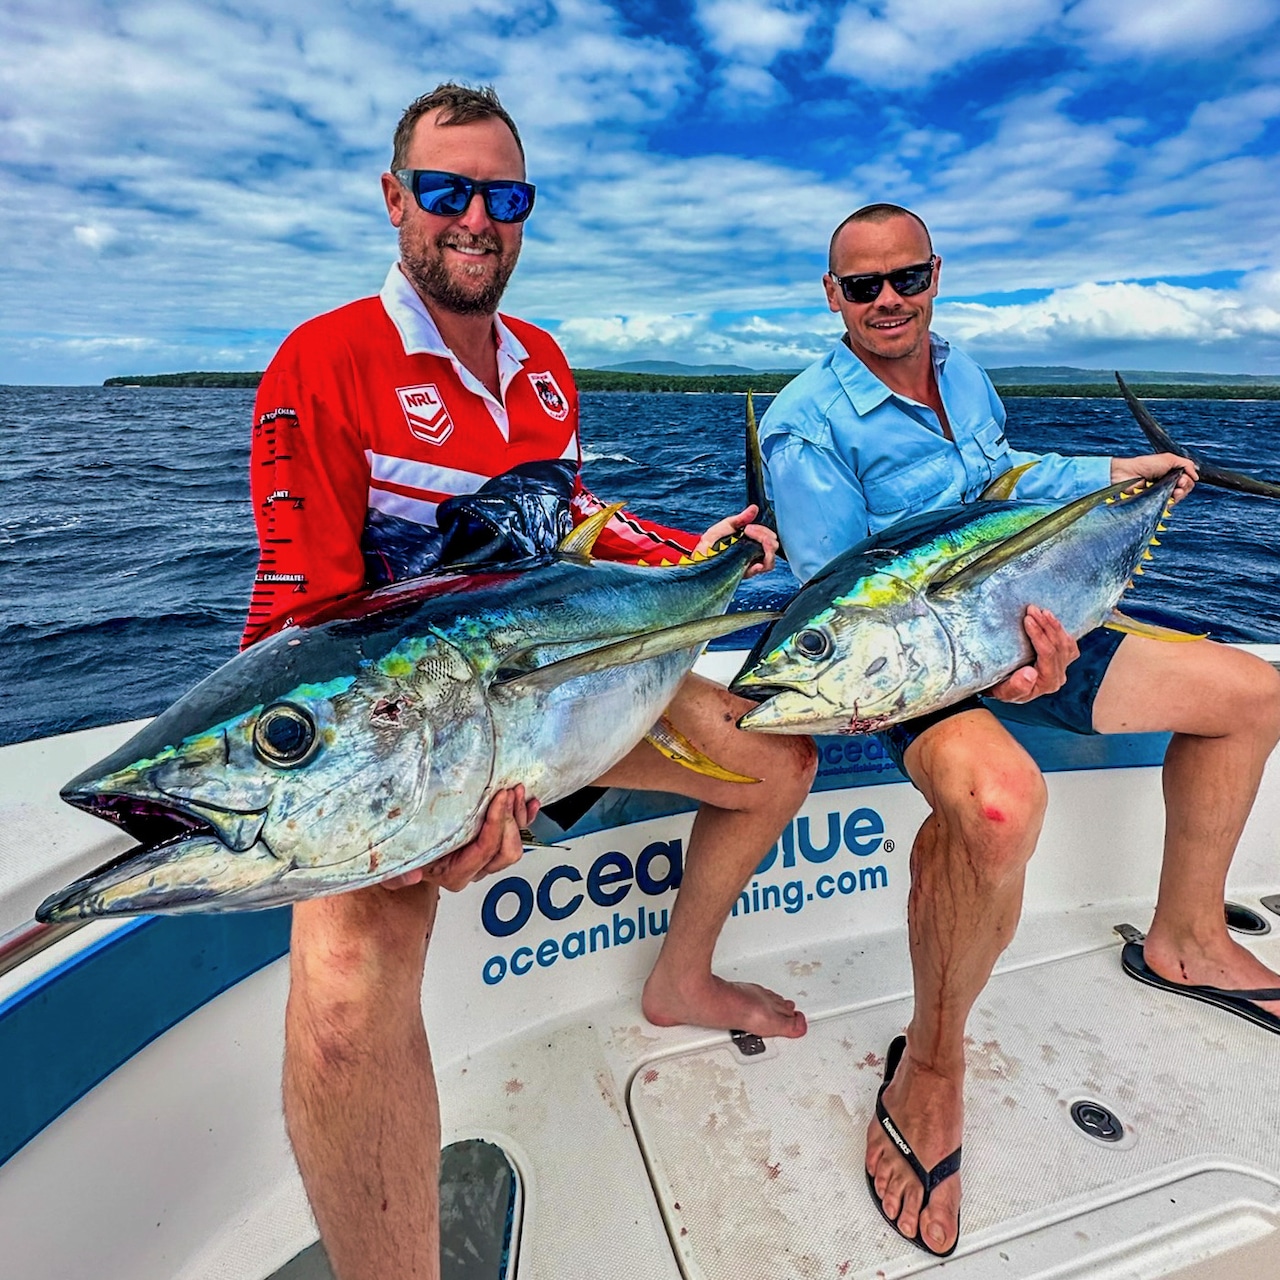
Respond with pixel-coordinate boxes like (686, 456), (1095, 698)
(399, 224), (519, 316)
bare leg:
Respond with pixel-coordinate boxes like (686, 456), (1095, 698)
(1094, 637), (1280, 1010)
(865, 709), (1046, 1255)
(284, 882), (441, 1280)
(594, 673), (817, 1038)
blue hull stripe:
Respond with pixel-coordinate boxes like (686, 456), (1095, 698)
(547, 724), (1171, 840)
(0, 910), (290, 1168)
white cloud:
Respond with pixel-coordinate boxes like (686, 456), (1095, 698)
(697, 0), (813, 64)
(2, 0), (1280, 383)
(1066, 0), (1279, 56)
(1144, 85), (1280, 178)
(825, 0), (1280, 85)
(73, 224), (121, 252)
(555, 308), (838, 369)
(936, 275), (1280, 354)
(827, 0), (1059, 86)
(713, 62), (786, 104)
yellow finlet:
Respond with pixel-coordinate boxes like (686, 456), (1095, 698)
(645, 715), (760, 784)
(1103, 609), (1207, 643)
(559, 501), (626, 557)
(1142, 548), (1154, 560)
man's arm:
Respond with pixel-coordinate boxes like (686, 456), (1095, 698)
(242, 340), (371, 648)
(764, 435), (869, 584)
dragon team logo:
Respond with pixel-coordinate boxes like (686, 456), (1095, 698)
(528, 370), (570, 421)
(396, 383), (454, 445)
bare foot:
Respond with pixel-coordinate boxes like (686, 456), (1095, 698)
(641, 969), (807, 1038)
(865, 1044), (964, 1256)
(1142, 929), (1280, 1017)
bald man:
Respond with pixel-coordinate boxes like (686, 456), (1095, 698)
(756, 203), (1280, 1257)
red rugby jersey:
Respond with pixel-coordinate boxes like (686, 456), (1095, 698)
(243, 266), (699, 648)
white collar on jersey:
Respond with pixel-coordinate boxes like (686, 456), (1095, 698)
(379, 263), (529, 440)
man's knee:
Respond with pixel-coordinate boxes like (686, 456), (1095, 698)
(767, 731), (819, 796)
(1239, 654), (1280, 738)
(928, 744), (1047, 879)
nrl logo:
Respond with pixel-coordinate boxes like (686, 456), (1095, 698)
(528, 370), (570, 421)
(396, 383), (454, 445)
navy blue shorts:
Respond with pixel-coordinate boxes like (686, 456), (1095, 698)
(881, 627), (1126, 777)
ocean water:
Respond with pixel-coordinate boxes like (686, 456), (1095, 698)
(2, 386), (1278, 748)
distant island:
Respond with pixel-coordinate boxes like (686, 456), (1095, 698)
(105, 364), (1280, 399)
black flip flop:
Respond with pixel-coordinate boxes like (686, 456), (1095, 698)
(1121, 941), (1280, 1034)
(865, 1034), (962, 1258)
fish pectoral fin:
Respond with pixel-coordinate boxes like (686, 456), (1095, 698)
(558, 501), (627, 558)
(979, 459), (1041, 500)
(928, 478), (1147, 597)
(645, 714), (761, 783)
(493, 610), (781, 693)
(1103, 608), (1208, 643)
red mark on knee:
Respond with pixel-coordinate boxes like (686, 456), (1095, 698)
(983, 805), (1007, 823)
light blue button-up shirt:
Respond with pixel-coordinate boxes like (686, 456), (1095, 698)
(760, 335), (1113, 583)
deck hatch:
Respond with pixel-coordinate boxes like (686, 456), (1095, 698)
(628, 945), (1280, 1277)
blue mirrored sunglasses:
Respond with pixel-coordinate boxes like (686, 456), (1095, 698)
(831, 256), (936, 304)
(394, 169), (536, 224)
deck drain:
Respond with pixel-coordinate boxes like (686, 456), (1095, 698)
(1225, 901), (1271, 935)
(1070, 1101), (1125, 1143)
(1256, 894), (1280, 921)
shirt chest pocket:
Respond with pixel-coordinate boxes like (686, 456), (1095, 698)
(862, 452), (956, 522)
(973, 419), (1009, 463)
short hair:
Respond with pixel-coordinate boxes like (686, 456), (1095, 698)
(391, 83), (524, 170)
(828, 203), (933, 271)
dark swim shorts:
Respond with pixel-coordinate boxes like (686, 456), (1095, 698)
(880, 626), (1126, 777)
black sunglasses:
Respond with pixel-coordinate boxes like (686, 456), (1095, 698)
(830, 256), (936, 304)
(394, 169), (536, 223)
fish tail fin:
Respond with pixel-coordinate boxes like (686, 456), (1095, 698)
(745, 390), (774, 532)
(1116, 373), (1280, 499)
(741, 389), (787, 565)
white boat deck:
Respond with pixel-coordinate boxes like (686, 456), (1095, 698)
(2, 649), (1280, 1279)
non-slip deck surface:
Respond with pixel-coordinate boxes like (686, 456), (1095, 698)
(630, 940), (1280, 1278)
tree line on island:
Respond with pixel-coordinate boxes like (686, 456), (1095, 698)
(103, 369), (1280, 399)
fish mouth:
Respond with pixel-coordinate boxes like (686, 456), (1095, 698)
(37, 792), (286, 922)
(728, 678), (804, 704)
(61, 789), (214, 848)
(60, 786), (268, 855)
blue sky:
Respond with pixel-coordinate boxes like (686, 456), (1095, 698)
(3, 0), (1279, 384)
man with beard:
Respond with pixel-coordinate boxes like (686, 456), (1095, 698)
(244, 84), (816, 1280)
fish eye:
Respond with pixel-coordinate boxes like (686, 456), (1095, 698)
(793, 628), (832, 660)
(253, 703), (318, 768)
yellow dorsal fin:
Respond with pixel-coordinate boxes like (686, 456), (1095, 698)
(559, 501), (626, 557)
(980, 460), (1041, 501)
